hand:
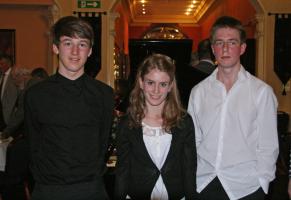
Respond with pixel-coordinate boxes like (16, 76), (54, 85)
(288, 179), (291, 199)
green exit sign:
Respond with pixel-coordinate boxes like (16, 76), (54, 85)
(78, 0), (101, 8)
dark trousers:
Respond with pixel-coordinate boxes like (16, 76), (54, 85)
(0, 137), (29, 200)
(197, 177), (265, 200)
(31, 179), (109, 200)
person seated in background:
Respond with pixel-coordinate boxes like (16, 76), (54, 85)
(114, 53), (197, 200)
(189, 51), (199, 67)
(30, 67), (49, 81)
(0, 54), (20, 133)
(181, 39), (216, 108)
(1, 67), (30, 138)
(193, 38), (216, 75)
(0, 67), (31, 200)
(1, 67), (48, 139)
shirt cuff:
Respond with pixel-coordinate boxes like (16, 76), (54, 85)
(259, 177), (269, 194)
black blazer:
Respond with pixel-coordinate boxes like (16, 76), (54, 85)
(114, 114), (197, 200)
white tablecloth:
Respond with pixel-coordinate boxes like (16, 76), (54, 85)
(0, 137), (13, 171)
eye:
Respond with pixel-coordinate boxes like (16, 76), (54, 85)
(229, 40), (239, 46)
(63, 41), (72, 47)
(160, 82), (169, 87)
(79, 42), (89, 49)
(214, 40), (223, 47)
(145, 80), (154, 85)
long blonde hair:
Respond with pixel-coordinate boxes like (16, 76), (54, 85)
(127, 53), (186, 131)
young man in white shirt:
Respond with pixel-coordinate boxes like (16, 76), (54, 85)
(188, 16), (279, 200)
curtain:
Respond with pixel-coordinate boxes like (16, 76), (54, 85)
(274, 14), (291, 95)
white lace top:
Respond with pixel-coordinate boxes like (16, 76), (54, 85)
(142, 122), (172, 200)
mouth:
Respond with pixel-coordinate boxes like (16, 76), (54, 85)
(70, 57), (80, 62)
(150, 95), (160, 100)
(221, 55), (231, 60)
(221, 55), (230, 58)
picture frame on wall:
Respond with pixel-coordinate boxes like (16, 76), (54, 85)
(0, 29), (16, 65)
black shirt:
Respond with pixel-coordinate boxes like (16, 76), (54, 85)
(25, 72), (114, 185)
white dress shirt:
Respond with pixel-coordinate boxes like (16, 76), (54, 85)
(187, 66), (279, 200)
(142, 122), (172, 200)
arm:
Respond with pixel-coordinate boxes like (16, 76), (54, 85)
(256, 86), (279, 193)
(100, 86), (114, 171)
(114, 117), (130, 200)
(187, 88), (202, 148)
(24, 89), (41, 162)
(3, 79), (42, 139)
(2, 90), (25, 139)
(183, 115), (197, 199)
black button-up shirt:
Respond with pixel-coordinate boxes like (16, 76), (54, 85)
(25, 72), (114, 185)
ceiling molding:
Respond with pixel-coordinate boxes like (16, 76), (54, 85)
(123, 0), (215, 26)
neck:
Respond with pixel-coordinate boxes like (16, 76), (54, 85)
(143, 105), (163, 126)
(58, 68), (84, 80)
(217, 65), (240, 92)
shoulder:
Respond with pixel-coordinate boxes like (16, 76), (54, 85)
(85, 75), (113, 96)
(246, 72), (275, 96)
(245, 72), (277, 106)
(177, 113), (194, 130)
(25, 75), (53, 96)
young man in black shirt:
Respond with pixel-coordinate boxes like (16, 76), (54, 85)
(24, 16), (114, 200)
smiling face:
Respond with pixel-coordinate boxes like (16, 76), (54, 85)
(211, 27), (246, 71)
(53, 36), (92, 80)
(139, 68), (172, 109)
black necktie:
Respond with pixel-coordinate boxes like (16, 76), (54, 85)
(0, 74), (6, 131)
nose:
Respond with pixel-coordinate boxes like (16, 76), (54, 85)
(153, 84), (160, 94)
(71, 44), (79, 54)
(222, 42), (229, 52)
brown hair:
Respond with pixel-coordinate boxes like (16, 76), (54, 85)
(210, 16), (246, 44)
(51, 16), (94, 47)
(127, 53), (186, 131)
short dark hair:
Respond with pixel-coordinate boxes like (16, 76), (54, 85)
(0, 54), (13, 66)
(51, 16), (94, 47)
(197, 38), (214, 61)
(31, 67), (49, 79)
(210, 16), (246, 44)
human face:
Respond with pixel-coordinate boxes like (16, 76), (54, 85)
(139, 68), (172, 108)
(211, 27), (246, 70)
(53, 36), (92, 80)
(0, 58), (11, 73)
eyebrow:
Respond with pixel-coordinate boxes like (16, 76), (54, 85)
(214, 38), (239, 41)
(144, 78), (169, 83)
(60, 37), (90, 42)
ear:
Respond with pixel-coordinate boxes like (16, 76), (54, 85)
(88, 48), (92, 57)
(240, 43), (247, 56)
(52, 44), (59, 55)
(211, 45), (215, 55)
(139, 77), (144, 90)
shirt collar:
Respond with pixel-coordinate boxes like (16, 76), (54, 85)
(4, 67), (11, 76)
(55, 71), (87, 87)
(209, 65), (248, 83)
